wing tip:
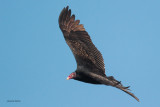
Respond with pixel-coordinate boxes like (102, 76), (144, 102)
(58, 6), (85, 33)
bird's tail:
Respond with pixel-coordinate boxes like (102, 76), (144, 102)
(108, 76), (139, 102)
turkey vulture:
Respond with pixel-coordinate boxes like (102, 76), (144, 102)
(59, 6), (139, 102)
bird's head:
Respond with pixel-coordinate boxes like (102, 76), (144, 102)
(67, 72), (76, 80)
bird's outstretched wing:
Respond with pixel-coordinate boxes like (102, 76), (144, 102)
(59, 6), (105, 75)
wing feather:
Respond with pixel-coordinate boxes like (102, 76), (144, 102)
(59, 6), (105, 75)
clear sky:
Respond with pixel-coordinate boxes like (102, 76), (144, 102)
(0, 0), (160, 107)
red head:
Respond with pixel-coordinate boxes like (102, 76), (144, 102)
(67, 72), (76, 80)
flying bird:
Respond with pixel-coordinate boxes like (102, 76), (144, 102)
(59, 6), (139, 102)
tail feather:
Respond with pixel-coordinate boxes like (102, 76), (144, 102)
(115, 84), (139, 102)
(108, 76), (139, 102)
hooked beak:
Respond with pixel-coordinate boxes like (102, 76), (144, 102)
(67, 77), (70, 80)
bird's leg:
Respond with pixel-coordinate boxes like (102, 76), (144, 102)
(107, 76), (131, 90)
(108, 76), (122, 86)
(107, 76), (115, 81)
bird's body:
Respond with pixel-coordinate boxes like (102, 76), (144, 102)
(75, 66), (106, 84)
(59, 6), (139, 102)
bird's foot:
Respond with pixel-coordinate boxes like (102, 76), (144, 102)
(116, 81), (122, 85)
(108, 76), (122, 86)
(123, 86), (131, 90)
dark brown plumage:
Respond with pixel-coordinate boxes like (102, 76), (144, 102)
(59, 6), (139, 102)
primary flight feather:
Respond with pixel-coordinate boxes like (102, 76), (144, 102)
(59, 6), (139, 102)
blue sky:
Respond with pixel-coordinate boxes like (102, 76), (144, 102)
(0, 0), (160, 107)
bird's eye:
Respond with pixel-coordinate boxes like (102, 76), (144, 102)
(72, 75), (74, 77)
